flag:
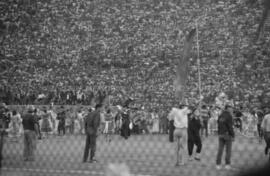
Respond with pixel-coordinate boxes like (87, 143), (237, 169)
(256, 0), (270, 40)
(174, 28), (196, 102)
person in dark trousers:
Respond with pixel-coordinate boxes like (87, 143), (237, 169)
(216, 104), (235, 170)
(83, 104), (102, 163)
(120, 109), (130, 139)
(255, 109), (264, 143)
(261, 108), (270, 162)
(187, 107), (202, 161)
(57, 107), (66, 136)
(168, 108), (175, 142)
(22, 105), (39, 161)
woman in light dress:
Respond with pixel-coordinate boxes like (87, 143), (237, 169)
(8, 110), (22, 141)
(209, 107), (220, 135)
(73, 109), (82, 135)
(151, 111), (159, 134)
(76, 110), (83, 134)
(41, 109), (53, 138)
(47, 108), (58, 135)
(103, 109), (114, 142)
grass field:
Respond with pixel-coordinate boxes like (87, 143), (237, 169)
(1, 134), (269, 176)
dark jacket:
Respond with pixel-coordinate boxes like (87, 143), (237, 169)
(57, 111), (66, 126)
(218, 110), (235, 138)
(22, 113), (38, 132)
(188, 114), (201, 138)
(85, 110), (100, 136)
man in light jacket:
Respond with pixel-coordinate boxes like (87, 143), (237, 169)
(169, 105), (191, 166)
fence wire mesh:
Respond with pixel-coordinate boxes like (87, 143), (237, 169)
(1, 0), (270, 176)
(0, 105), (270, 176)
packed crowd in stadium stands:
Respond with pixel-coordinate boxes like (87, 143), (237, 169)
(0, 0), (270, 111)
(0, 1), (270, 138)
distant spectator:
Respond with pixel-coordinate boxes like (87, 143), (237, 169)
(22, 105), (39, 161)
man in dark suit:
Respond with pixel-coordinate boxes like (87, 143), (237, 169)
(216, 104), (235, 170)
(83, 104), (102, 163)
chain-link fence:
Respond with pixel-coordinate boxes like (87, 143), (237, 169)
(0, 105), (269, 176)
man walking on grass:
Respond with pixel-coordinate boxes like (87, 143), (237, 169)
(83, 104), (102, 163)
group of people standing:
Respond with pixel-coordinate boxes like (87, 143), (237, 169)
(167, 103), (270, 169)
(1, 101), (270, 169)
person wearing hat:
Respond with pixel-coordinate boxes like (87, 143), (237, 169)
(261, 107), (270, 161)
(22, 105), (39, 161)
(216, 104), (235, 170)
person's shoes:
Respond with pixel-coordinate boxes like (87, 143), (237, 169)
(216, 165), (222, 170)
(225, 165), (231, 170)
(89, 159), (98, 163)
(189, 156), (193, 161)
(194, 156), (201, 161)
(175, 162), (179, 167)
(194, 153), (201, 161)
(265, 147), (269, 155)
(179, 162), (185, 166)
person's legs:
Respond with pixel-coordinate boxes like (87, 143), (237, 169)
(194, 134), (202, 160)
(58, 124), (61, 135)
(82, 135), (90, 162)
(169, 120), (174, 142)
(63, 125), (65, 135)
(179, 128), (187, 164)
(28, 131), (36, 161)
(23, 131), (29, 161)
(90, 135), (97, 161)
(216, 136), (225, 166)
(188, 138), (194, 157)
(264, 132), (270, 155)
(225, 138), (232, 166)
(257, 124), (263, 142)
(175, 136), (180, 165)
(205, 120), (209, 137)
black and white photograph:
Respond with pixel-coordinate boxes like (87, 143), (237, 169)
(0, 0), (270, 176)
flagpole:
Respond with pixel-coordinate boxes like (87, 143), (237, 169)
(196, 20), (202, 108)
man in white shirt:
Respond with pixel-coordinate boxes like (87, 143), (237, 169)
(169, 105), (191, 166)
(261, 107), (270, 161)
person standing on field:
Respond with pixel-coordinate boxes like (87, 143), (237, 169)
(22, 105), (39, 161)
(216, 104), (235, 170)
(83, 104), (102, 163)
